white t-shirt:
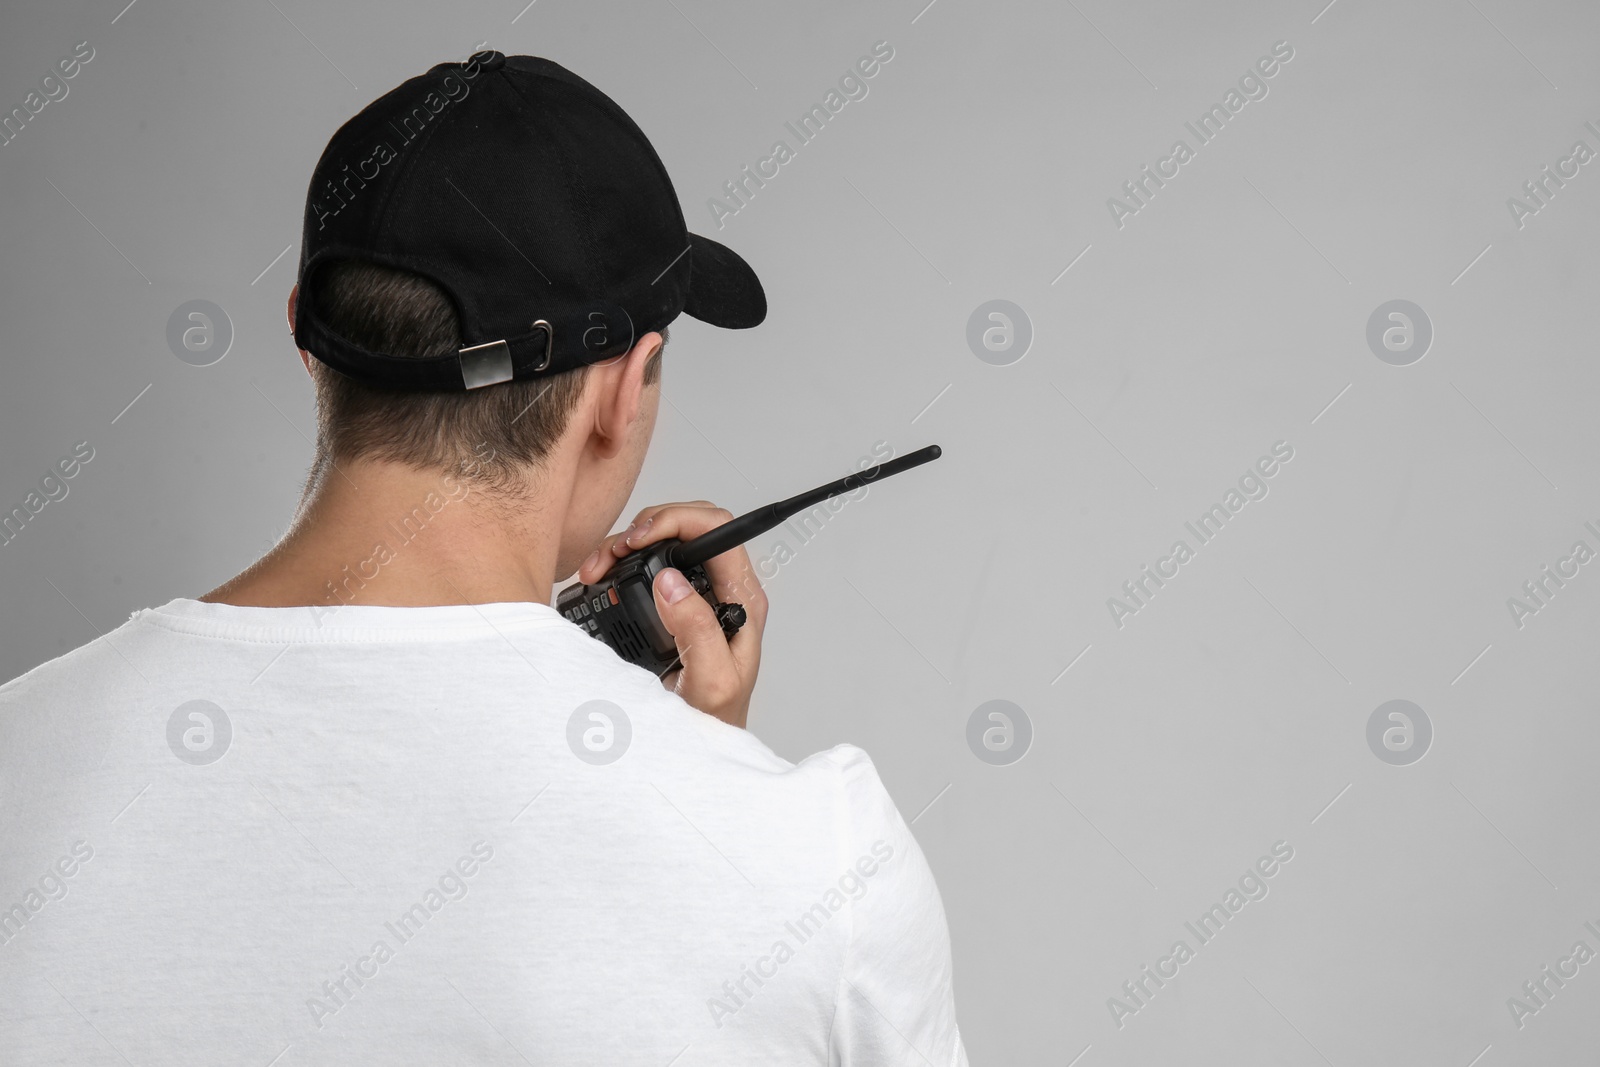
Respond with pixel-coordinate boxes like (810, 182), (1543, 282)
(0, 597), (966, 1066)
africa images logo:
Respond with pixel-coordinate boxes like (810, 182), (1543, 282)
(308, 42), (490, 231)
(706, 40), (895, 229)
(1106, 441), (1295, 628)
(1106, 40), (1295, 229)
(1107, 841), (1295, 1029)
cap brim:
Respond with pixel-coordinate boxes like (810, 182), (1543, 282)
(681, 233), (766, 330)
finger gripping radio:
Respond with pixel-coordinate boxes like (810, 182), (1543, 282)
(557, 445), (943, 675)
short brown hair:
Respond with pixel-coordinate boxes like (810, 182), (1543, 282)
(305, 259), (663, 491)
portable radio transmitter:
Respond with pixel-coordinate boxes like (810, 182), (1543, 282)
(556, 444), (943, 675)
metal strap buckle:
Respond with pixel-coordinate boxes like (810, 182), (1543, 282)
(457, 339), (514, 390)
(457, 320), (554, 388)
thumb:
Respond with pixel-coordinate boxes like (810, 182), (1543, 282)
(653, 566), (715, 642)
(653, 566), (735, 674)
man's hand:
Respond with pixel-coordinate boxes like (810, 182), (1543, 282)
(576, 502), (768, 729)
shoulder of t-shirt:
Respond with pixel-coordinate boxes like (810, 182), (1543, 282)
(813, 743), (914, 860)
(818, 744), (895, 811)
(0, 607), (149, 706)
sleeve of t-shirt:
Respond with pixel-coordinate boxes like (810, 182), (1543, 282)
(825, 744), (968, 1067)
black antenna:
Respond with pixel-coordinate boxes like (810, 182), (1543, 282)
(666, 445), (943, 571)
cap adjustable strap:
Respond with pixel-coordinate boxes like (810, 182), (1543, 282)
(457, 319), (552, 389)
(296, 267), (643, 391)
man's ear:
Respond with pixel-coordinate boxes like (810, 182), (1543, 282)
(589, 330), (662, 459)
(287, 284), (313, 377)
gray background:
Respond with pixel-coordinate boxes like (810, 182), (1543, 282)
(3, 0), (1599, 1062)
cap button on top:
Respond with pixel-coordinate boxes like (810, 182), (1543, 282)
(469, 50), (506, 71)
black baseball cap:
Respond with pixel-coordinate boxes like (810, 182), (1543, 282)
(293, 50), (765, 391)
